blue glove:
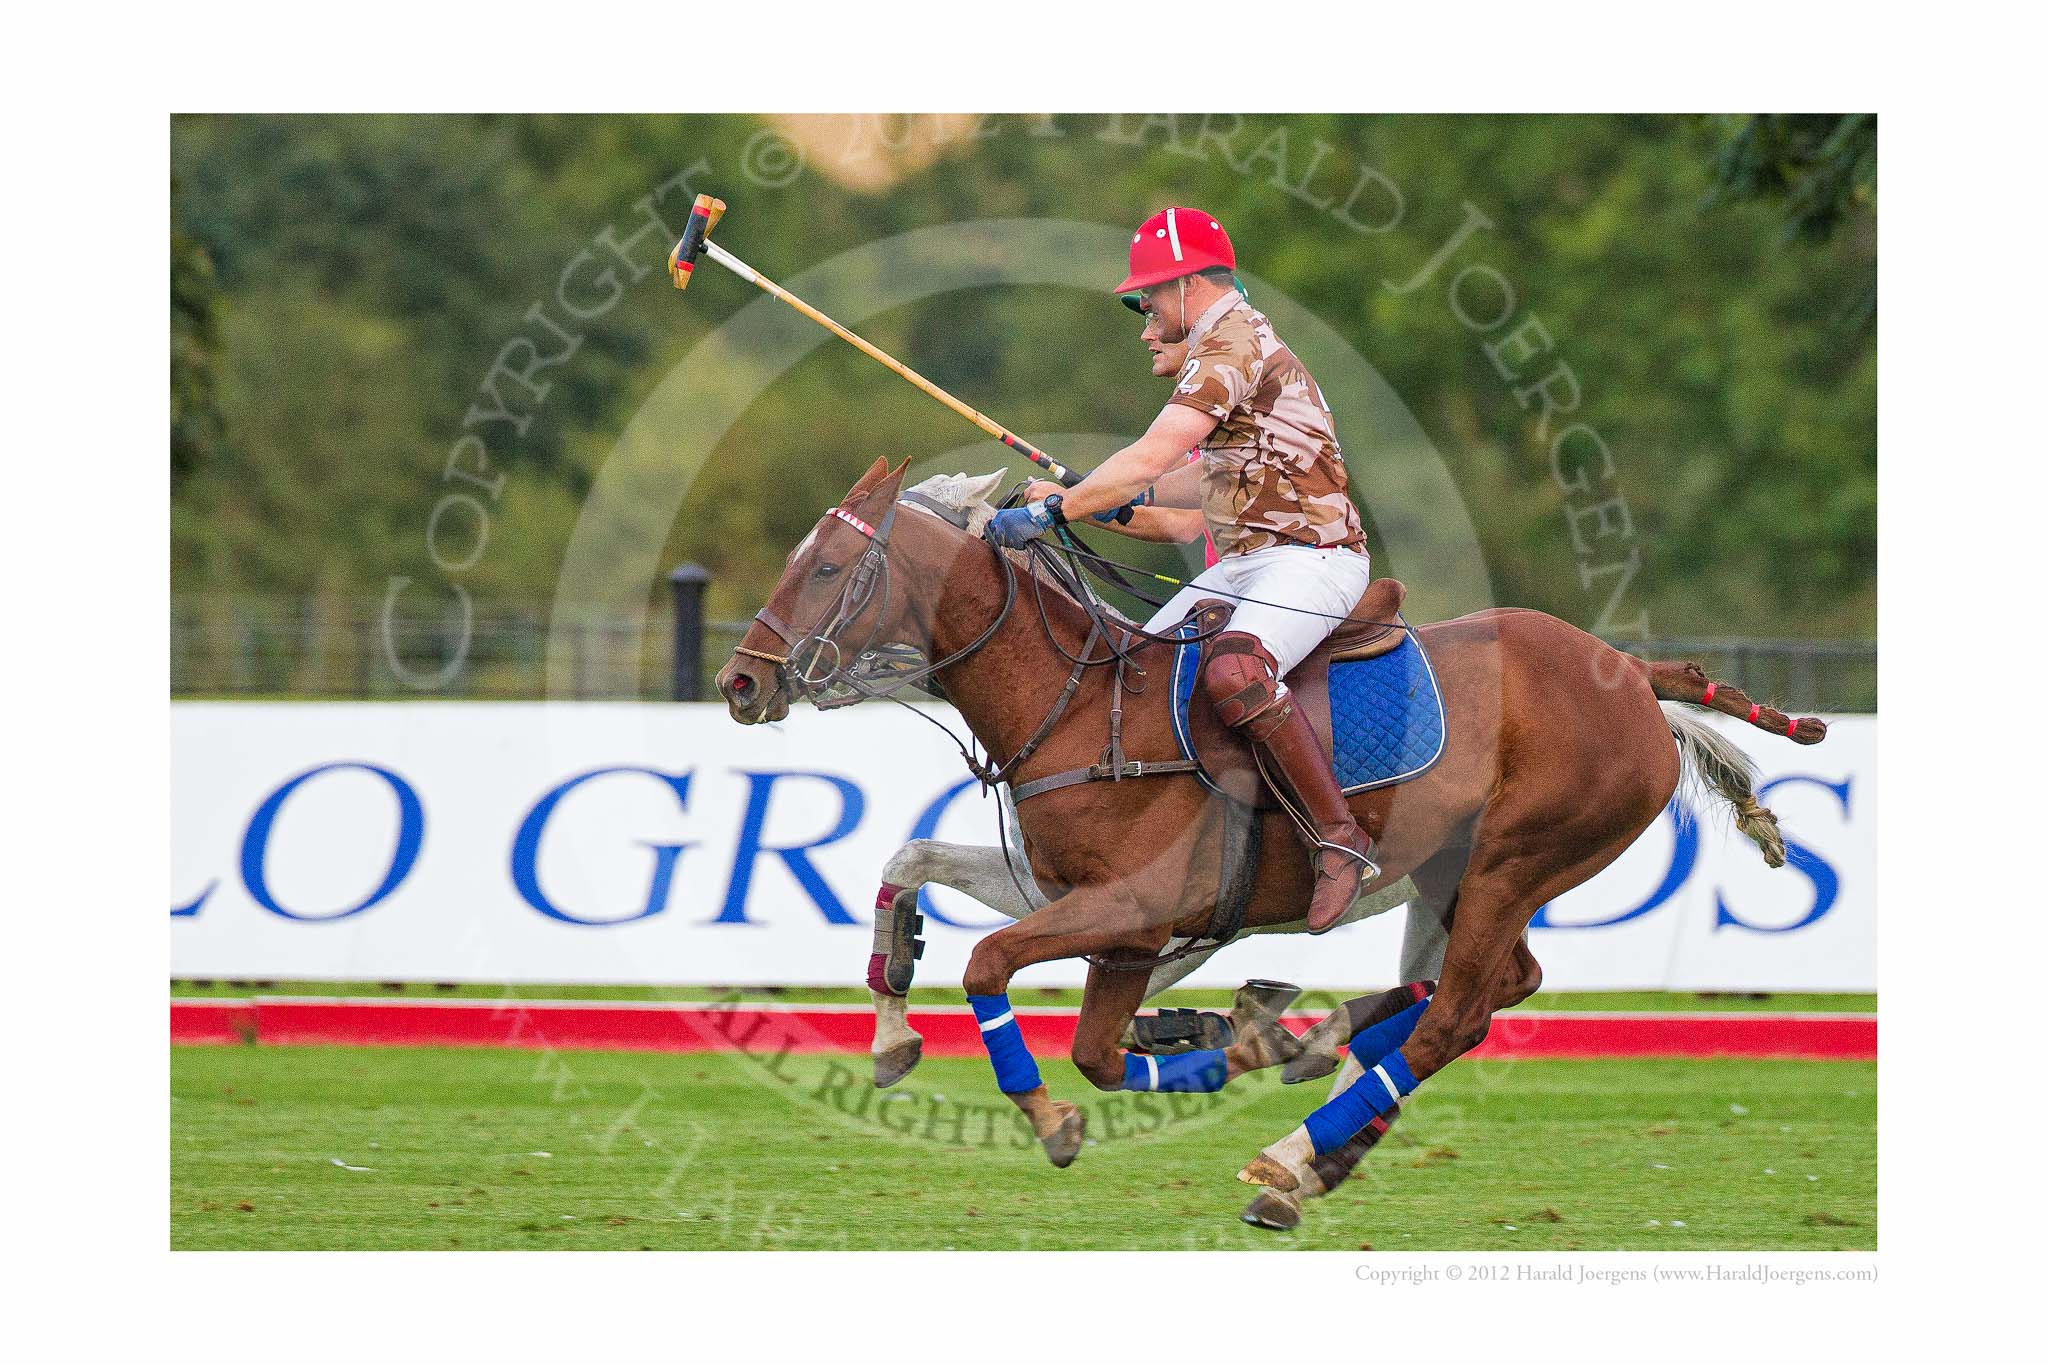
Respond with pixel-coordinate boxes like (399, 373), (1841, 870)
(1090, 486), (1151, 524)
(985, 497), (1062, 549)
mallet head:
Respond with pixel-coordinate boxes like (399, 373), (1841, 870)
(668, 193), (727, 290)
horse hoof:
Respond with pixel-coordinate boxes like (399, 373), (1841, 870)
(1233, 1019), (1305, 1074)
(1039, 1101), (1086, 1169)
(872, 1037), (923, 1088)
(1241, 1189), (1303, 1231)
(1232, 979), (1302, 1029)
(1281, 1048), (1341, 1085)
(1236, 1153), (1301, 1192)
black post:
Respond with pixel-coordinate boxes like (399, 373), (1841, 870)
(668, 563), (712, 701)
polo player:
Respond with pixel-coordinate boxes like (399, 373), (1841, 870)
(1020, 301), (1216, 562)
(987, 206), (1379, 931)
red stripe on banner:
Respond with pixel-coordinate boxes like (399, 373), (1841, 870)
(172, 999), (1875, 1060)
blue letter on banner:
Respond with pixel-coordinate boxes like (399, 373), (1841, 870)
(713, 771), (864, 925)
(1714, 775), (1848, 934)
(511, 767), (697, 926)
(1530, 797), (1699, 930)
(240, 762), (425, 922)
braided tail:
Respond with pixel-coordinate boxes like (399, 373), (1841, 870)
(1648, 659), (1829, 871)
(1647, 660), (1828, 745)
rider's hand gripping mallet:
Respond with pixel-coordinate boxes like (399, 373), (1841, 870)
(668, 192), (1128, 519)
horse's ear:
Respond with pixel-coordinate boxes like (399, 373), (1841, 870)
(880, 455), (914, 499)
(857, 455), (914, 513)
(963, 468), (1009, 507)
(840, 456), (892, 508)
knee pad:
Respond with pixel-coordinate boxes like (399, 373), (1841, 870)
(1201, 632), (1291, 732)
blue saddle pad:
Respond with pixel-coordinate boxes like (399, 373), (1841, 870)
(1170, 619), (1447, 796)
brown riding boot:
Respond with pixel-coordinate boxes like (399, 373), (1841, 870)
(1249, 700), (1379, 934)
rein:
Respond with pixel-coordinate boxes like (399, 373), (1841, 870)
(745, 492), (1230, 794)
(742, 489), (1257, 975)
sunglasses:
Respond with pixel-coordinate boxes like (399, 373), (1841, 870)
(1119, 277), (1249, 316)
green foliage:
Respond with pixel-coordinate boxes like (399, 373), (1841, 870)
(1704, 114), (1876, 329)
(171, 114), (1876, 642)
(170, 175), (224, 488)
(1706, 114), (1877, 246)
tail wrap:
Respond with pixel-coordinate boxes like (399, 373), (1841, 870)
(1647, 660), (1827, 745)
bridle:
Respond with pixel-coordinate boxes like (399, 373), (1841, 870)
(739, 493), (1018, 713)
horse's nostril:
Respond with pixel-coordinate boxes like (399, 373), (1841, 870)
(731, 673), (754, 695)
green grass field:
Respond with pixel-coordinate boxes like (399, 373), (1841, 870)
(171, 1043), (1875, 1250)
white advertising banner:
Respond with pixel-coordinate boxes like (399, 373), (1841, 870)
(171, 703), (1875, 991)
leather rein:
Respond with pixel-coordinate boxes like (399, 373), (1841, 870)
(742, 492), (1219, 796)
(741, 491), (1246, 973)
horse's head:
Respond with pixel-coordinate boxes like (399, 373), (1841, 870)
(714, 459), (1009, 724)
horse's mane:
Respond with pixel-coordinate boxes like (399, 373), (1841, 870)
(899, 471), (1141, 627)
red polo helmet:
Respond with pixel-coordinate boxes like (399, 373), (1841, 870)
(1113, 206), (1235, 295)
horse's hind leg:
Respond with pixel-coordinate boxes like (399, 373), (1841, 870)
(1238, 824), (1630, 1194)
(1283, 849), (1466, 1083)
(868, 840), (1044, 1087)
(1243, 934), (1535, 1231)
(1242, 1054), (1393, 1230)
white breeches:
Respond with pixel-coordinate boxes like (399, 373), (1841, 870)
(1141, 543), (1374, 679)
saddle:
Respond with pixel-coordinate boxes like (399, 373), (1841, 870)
(1175, 579), (1440, 809)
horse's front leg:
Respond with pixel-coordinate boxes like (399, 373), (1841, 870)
(1075, 955), (1299, 1096)
(867, 839), (1044, 1087)
(960, 879), (1183, 1167)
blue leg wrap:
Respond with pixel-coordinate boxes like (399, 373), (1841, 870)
(1120, 1049), (1229, 1093)
(1302, 1049), (1418, 1155)
(1351, 996), (1430, 1063)
(967, 993), (1042, 1094)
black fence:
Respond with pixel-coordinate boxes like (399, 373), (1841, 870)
(172, 573), (1877, 711)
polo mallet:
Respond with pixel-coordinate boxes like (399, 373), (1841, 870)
(668, 192), (1128, 519)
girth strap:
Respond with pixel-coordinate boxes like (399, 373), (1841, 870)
(1088, 793), (1262, 973)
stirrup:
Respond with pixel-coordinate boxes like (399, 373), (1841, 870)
(1314, 838), (1380, 883)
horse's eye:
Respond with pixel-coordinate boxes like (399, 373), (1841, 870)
(813, 561), (839, 580)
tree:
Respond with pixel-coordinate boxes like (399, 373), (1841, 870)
(170, 176), (224, 488)
(1704, 114), (1876, 328)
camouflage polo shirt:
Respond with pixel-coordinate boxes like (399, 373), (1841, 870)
(1165, 292), (1365, 558)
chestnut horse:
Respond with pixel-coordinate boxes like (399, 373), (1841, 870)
(715, 458), (1825, 1209)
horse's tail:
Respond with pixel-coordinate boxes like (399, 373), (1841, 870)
(1660, 700), (1787, 868)
(1646, 659), (1828, 745)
